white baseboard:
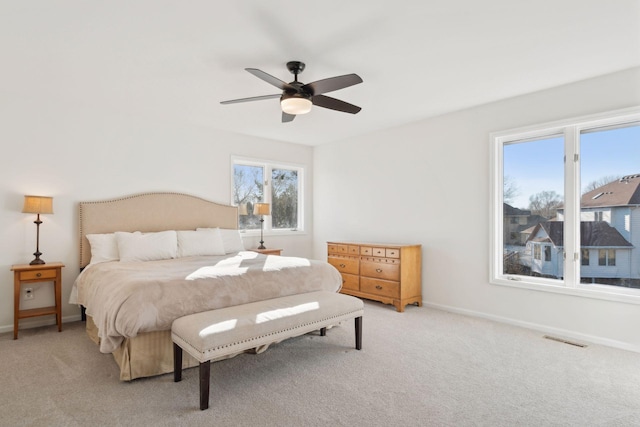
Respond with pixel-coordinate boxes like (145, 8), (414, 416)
(423, 301), (640, 354)
(0, 314), (82, 335)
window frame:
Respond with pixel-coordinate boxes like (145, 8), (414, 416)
(490, 107), (640, 304)
(231, 156), (306, 236)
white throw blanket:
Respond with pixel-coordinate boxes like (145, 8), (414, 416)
(70, 251), (342, 353)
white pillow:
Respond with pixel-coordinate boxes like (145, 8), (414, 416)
(197, 228), (245, 253)
(87, 233), (120, 264)
(176, 229), (225, 257)
(116, 230), (178, 262)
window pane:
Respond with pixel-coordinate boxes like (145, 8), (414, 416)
(598, 250), (607, 266)
(271, 168), (298, 230)
(502, 136), (564, 279)
(581, 249), (589, 266)
(580, 124), (640, 288)
(233, 164), (264, 230)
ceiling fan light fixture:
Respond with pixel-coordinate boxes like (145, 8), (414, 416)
(281, 95), (312, 115)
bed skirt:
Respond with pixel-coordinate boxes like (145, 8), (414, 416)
(85, 316), (199, 381)
(85, 316), (273, 381)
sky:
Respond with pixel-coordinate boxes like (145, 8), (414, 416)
(504, 124), (640, 209)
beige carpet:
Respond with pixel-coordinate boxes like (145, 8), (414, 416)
(1, 300), (639, 426)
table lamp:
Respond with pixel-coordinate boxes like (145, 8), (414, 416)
(22, 195), (53, 265)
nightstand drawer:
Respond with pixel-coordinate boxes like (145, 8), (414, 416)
(328, 256), (359, 275)
(361, 277), (400, 298)
(19, 269), (57, 281)
(360, 261), (400, 281)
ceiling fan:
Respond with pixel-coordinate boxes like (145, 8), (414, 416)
(220, 61), (363, 123)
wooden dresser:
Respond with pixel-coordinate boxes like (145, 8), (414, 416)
(327, 241), (422, 312)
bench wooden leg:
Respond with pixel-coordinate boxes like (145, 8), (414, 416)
(199, 361), (211, 410)
(173, 343), (182, 382)
(320, 327), (327, 336)
(355, 316), (362, 350)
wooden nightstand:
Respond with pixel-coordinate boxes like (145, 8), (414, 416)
(251, 248), (283, 256)
(11, 262), (64, 339)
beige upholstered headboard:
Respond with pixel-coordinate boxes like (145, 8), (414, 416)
(79, 192), (238, 268)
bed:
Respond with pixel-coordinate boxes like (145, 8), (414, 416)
(70, 192), (342, 380)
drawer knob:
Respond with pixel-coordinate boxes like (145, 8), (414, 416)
(36, 273), (42, 277)
(339, 263), (346, 268)
(376, 285), (383, 290)
(376, 268), (382, 273)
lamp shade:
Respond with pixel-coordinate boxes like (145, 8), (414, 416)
(22, 195), (53, 214)
(254, 203), (270, 216)
(281, 96), (312, 115)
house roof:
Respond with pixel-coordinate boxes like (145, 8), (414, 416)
(526, 221), (633, 248)
(581, 174), (640, 208)
(503, 203), (531, 216)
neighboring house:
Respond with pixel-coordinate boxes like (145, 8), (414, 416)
(525, 221), (633, 280)
(503, 203), (548, 245)
(524, 174), (640, 285)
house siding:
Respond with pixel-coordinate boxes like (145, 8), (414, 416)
(631, 207), (640, 278)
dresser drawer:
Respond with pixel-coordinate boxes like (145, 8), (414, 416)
(360, 246), (372, 256)
(372, 247), (386, 257)
(361, 277), (400, 298)
(340, 273), (359, 291)
(385, 248), (400, 258)
(328, 256), (359, 275)
(360, 261), (400, 281)
(19, 269), (57, 281)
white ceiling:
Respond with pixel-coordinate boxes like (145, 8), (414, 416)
(2, 1), (639, 145)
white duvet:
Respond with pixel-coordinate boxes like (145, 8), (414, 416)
(70, 251), (342, 353)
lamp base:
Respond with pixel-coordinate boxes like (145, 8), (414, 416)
(258, 242), (266, 250)
(30, 251), (45, 265)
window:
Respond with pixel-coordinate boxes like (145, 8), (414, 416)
(491, 107), (640, 302)
(533, 245), (541, 260)
(598, 250), (616, 267)
(232, 158), (304, 233)
(581, 249), (590, 266)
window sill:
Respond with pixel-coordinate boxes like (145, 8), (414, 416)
(491, 277), (640, 305)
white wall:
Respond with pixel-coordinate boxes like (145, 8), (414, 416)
(0, 92), (314, 333)
(313, 67), (640, 352)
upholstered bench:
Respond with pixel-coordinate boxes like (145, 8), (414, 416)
(171, 291), (364, 410)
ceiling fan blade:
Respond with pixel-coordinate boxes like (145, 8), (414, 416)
(303, 73), (363, 95)
(220, 94), (281, 105)
(245, 68), (294, 91)
(282, 112), (296, 123)
(312, 95), (361, 114)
